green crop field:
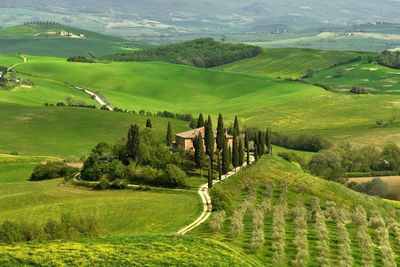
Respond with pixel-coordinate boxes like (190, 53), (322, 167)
(10, 54), (400, 146)
(0, 24), (151, 57)
(192, 157), (400, 266)
(215, 48), (361, 79)
(309, 61), (400, 94)
(0, 102), (189, 157)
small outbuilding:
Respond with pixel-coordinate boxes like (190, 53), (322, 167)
(174, 127), (233, 151)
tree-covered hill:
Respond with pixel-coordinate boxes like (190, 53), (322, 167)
(378, 50), (400, 69)
(102, 38), (263, 68)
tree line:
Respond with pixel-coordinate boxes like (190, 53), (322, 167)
(378, 51), (400, 69)
(102, 38), (263, 68)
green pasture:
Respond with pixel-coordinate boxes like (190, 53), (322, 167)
(309, 62), (400, 94)
(0, 102), (189, 157)
(0, 54), (23, 67)
(215, 48), (361, 79)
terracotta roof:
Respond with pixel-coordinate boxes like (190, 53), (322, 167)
(176, 127), (233, 139)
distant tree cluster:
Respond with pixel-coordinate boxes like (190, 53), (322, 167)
(30, 161), (79, 181)
(0, 213), (101, 243)
(350, 86), (370, 94)
(67, 56), (95, 63)
(348, 178), (393, 199)
(271, 132), (330, 152)
(102, 38), (263, 68)
(378, 51), (400, 69)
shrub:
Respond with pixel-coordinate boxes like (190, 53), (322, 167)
(336, 209), (353, 267)
(278, 152), (305, 167)
(30, 161), (79, 181)
(271, 132), (330, 152)
(314, 209), (330, 267)
(350, 86), (370, 94)
(229, 188), (256, 238)
(67, 56), (95, 63)
(161, 164), (188, 188)
(210, 187), (233, 211)
(370, 213), (396, 266)
(209, 211), (226, 233)
(353, 206), (374, 266)
(291, 202), (309, 267)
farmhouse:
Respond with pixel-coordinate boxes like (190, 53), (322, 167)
(174, 127), (233, 151)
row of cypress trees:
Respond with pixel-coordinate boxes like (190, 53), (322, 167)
(192, 113), (271, 188)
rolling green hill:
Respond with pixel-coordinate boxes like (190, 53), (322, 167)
(0, 102), (189, 157)
(215, 48), (362, 79)
(12, 54), (400, 146)
(193, 157), (400, 266)
(0, 23), (151, 57)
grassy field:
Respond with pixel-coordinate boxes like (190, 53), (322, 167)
(193, 156), (400, 266)
(215, 48), (361, 79)
(9, 54), (400, 146)
(0, 235), (262, 266)
(0, 102), (189, 157)
(0, 154), (201, 236)
(0, 54), (23, 67)
(0, 24), (150, 57)
(309, 61), (400, 94)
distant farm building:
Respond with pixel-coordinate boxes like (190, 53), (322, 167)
(174, 127), (233, 151)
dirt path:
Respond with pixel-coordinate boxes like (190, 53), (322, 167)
(7, 55), (27, 72)
(74, 86), (113, 111)
(177, 155), (255, 235)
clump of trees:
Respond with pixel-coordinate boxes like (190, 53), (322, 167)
(378, 50), (400, 69)
(271, 132), (330, 152)
(229, 186), (256, 238)
(250, 183), (272, 252)
(369, 213), (396, 266)
(67, 56), (95, 63)
(0, 213), (102, 243)
(291, 201), (309, 266)
(79, 124), (188, 188)
(350, 86), (370, 94)
(102, 38), (263, 68)
(352, 206), (374, 266)
(348, 178), (393, 199)
(30, 161), (79, 181)
(271, 183), (288, 266)
(311, 198), (331, 267)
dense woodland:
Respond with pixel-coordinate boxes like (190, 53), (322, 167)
(378, 50), (400, 69)
(102, 38), (263, 68)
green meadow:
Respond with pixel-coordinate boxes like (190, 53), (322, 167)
(0, 103), (189, 157)
(215, 48), (361, 79)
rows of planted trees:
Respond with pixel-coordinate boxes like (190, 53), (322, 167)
(208, 182), (400, 266)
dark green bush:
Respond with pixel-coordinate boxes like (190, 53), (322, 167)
(210, 187), (233, 211)
(30, 161), (79, 181)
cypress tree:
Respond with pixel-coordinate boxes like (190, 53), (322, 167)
(193, 133), (205, 178)
(233, 116), (240, 136)
(146, 118), (152, 128)
(216, 114), (225, 181)
(166, 121), (173, 146)
(254, 137), (259, 161)
(222, 136), (230, 174)
(228, 145), (232, 167)
(204, 115), (214, 188)
(245, 131), (250, 165)
(258, 130), (265, 156)
(126, 124), (141, 162)
(232, 130), (239, 171)
(266, 127), (272, 156)
(197, 113), (205, 128)
(239, 137), (244, 168)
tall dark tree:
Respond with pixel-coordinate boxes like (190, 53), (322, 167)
(146, 118), (152, 128)
(266, 127), (272, 156)
(258, 130), (265, 156)
(233, 116), (240, 136)
(166, 121), (173, 146)
(197, 113), (205, 128)
(126, 124), (141, 162)
(216, 114), (225, 180)
(245, 131), (250, 165)
(222, 137), (230, 174)
(239, 137), (244, 168)
(232, 131), (239, 171)
(229, 145), (232, 166)
(254, 136), (259, 161)
(208, 162), (213, 189)
(193, 133), (205, 178)
(204, 115), (214, 188)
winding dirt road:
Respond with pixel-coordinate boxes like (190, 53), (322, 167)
(7, 55), (27, 72)
(177, 155), (255, 235)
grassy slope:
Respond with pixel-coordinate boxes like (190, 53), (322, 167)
(215, 48), (361, 79)
(0, 235), (262, 267)
(0, 155), (201, 236)
(13, 55), (400, 146)
(0, 24), (150, 57)
(193, 157), (400, 265)
(0, 54), (22, 67)
(309, 61), (400, 94)
(0, 102), (188, 157)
